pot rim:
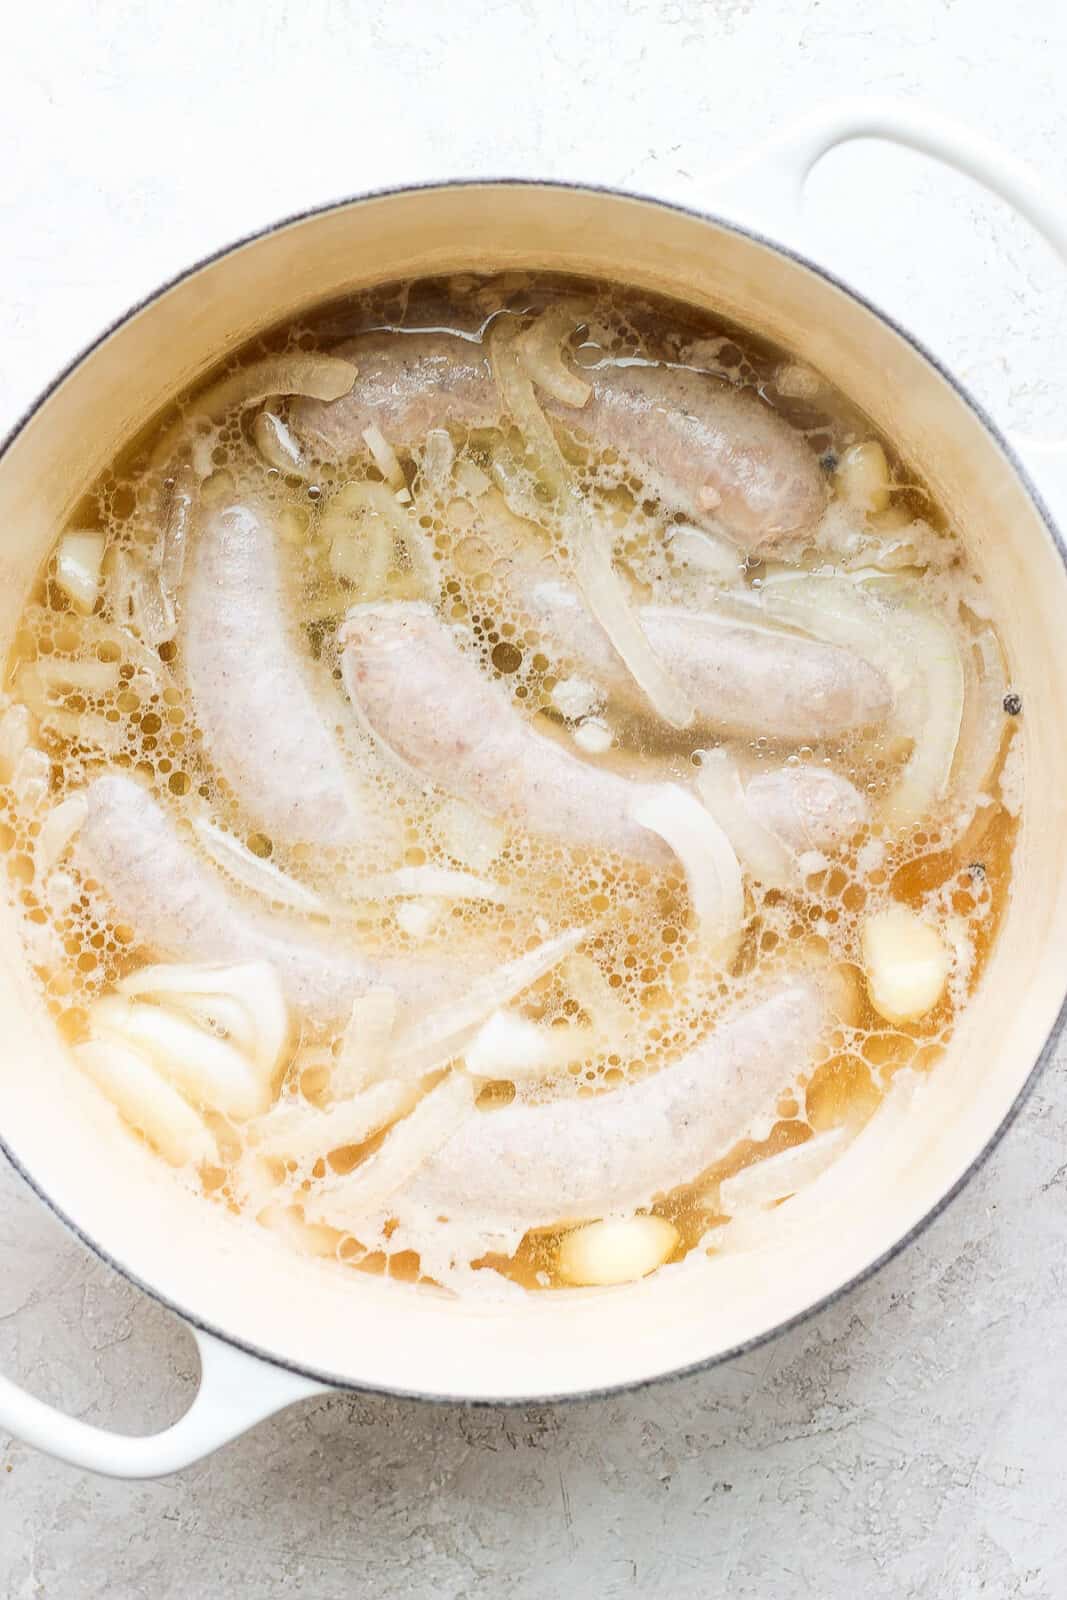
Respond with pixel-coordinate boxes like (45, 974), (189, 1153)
(2, 175), (1064, 1408)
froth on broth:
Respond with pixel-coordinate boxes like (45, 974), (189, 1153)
(0, 273), (1020, 1296)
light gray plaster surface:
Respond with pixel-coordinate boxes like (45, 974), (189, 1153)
(2, 1), (1067, 1595)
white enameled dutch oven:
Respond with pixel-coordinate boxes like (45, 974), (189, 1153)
(1, 100), (1066, 1478)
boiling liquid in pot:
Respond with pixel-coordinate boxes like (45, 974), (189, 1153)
(0, 274), (1020, 1295)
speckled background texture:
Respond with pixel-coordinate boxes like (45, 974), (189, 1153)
(2, 2), (1067, 1595)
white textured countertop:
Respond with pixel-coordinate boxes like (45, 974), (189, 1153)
(2, 2), (1067, 1594)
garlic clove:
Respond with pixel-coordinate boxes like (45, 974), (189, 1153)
(861, 905), (951, 1024)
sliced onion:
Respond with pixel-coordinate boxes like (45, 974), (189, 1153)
(12, 665), (69, 729)
(131, 566), (177, 649)
(116, 958), (291, 1082)
(158, 463), (196, 594)
(151, 354), (357, 471)
(35, 792), (88, 876)
(110, 549), (177, 648)
(23, 606), (166, 683)
(886, 604), (966, 829)
(253, 410), (308, 477)
(489, 442), (536, 507)
(54, 531), (106, 615)
(75, 1037), (218, 1166)
(361, 423), (406, 491)
(13, 664), (108, 729)
(91, 995), (271, 1119)
(0, 702), (32, 780)
(516, 307), (593, 408)
(489, 319), (694, 730)
(565, 515), (696, 730)
(70, 713), (125, 753)
(461, 1009), (596, 1081)
(347, 865), (507, 904)
(951, 626), (1008, 814)
(191, 817), (338, 918)
(173, 991), (256, 1048)
(630, 785), (743, 957)
(252, 1079), (418, 1163)
(17, 656), (120, 698)
(751, 574), (964, 829)
(694, 749), (796, 888)
(333, 988), (398, 1097)
(386, 926), (589, 1081)
(718, 1128), (849, 1214)
(420, 429), (456, 496)
(21, 698), (124, 754)
(336, 479), (438, 601)
(306, 1071), (476, 1225)
(715, 1069), (923, 1254)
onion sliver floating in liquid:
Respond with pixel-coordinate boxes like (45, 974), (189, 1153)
(488, 318), (695, 731)
(717, 1126), (851, 1214)
(253, 410), (309, 477)
(737, 572), (964, 829)
(461, 1009), (598, 1082)
(250, 1078), (419, 1166)
(630, 784), (744, 958)
(116, 959), (291, 1081)
(714, 1069), (925, 1255)
(332, 988), (398, 1097)
(515, 305), (594, 408)
(150, 352), (358, 472)
(74, 1036), (219, 1167)
(34, 792), (89, 878)
(192, 817), (340, 918)
(384, 926), (589, 1081)
(694, 749), (796, 888)
(951, 626), (1010, 826)
(90, 995), (275, 1120)
(53, 530), (106, 615)
(361, 423), (406, 491)
(306, 1071), (477, 1226)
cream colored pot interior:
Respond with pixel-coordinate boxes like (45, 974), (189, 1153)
(1, 185), (1065, 1401)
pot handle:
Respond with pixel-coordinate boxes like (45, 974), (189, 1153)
(709, 98), (1067, 528)
(0, 1325), (331, 1478)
